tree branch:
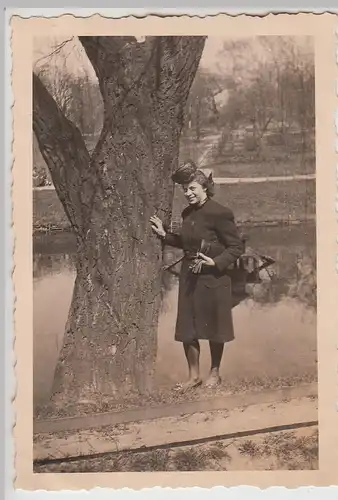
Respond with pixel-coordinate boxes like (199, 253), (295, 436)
(156, 37), (206, 105)
(34, 37), (74, 68)
(79, 36), (137, 80)
(79, 36), (158, 109)
(79, 36), (159, 169)
(79, 35), (206, 110)
(33, 72), (93, 234)
(79, 36), (143, 105)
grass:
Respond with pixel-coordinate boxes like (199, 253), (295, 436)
(209, 148), (315, 177)
(238, 428), (318, 470)
(34, 443), (232, 473)
(172, 448), (207, 471)
(172, 178), (315, 223)
(238, 439), (262, 457)
(33, 189), (70, 231)
(33, 178), (316, 232)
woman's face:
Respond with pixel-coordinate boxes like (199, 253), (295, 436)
(183, 181), (207, 205)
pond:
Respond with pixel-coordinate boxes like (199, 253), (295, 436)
(33, 224), (317, 409)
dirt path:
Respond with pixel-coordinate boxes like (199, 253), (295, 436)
(197, 133), (222, 166)
(213, 174), (315, 183)
(34, 393), (318, 472)
(34, 394), (317, 464)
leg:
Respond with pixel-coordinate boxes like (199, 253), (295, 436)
(205, 341), (225, 387)
(184, 339), (201, 382)
(175, 340), (202, 392)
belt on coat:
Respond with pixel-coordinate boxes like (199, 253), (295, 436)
(162, 251), (197, 272)
(162, 249), (276, 281)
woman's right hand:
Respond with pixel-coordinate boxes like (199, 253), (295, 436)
(150, 215), (166, 238)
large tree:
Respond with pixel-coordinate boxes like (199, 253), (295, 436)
(33, 36), (205, 403)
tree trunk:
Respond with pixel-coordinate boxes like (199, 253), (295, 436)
(33, 36), (205, 403)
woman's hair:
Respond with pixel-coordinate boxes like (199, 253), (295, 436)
(171, 160), (215, 198)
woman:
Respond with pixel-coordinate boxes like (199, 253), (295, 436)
(150, 160), (245, 391)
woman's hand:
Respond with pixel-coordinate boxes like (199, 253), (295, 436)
(190, 253), (215, 274)
(197, 252), (216, 267)
(150, 215), (166, 238)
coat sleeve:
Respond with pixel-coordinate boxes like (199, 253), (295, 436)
(213, 209), (245, 272)
(163, 231), (183, 249)
(162, 207), (191, 249)
(162, 209), (186, 249)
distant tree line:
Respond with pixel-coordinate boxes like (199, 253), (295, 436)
(33, 36), (315, 186)
(182, 36), (315, 155)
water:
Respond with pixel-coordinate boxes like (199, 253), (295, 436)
(33, 224), (317, 407)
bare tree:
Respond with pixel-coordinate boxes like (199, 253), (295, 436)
(259, 36), (315, 137)
(35, 60), (73, 115)
(33, 36), (205, 403)
(217, 36), (315, 155)
(182, 69), (227, 139)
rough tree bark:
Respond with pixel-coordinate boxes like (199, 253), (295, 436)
(33, 36), (205, 403)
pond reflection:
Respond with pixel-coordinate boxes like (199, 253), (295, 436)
(33, 224), (317, 408)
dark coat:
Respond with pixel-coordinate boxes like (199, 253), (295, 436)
(164, 198), (245, 344)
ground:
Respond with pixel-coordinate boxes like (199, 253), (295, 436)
(34, 392), (318, 472)
(34, 426), (318, 473)
(35, 373), (317, 420)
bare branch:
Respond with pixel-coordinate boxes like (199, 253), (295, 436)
(34, 37), (74, 68)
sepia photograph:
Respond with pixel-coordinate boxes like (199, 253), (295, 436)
(30, 32), (318, 474)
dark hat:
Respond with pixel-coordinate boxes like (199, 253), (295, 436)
(171, 160), (198, 185)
